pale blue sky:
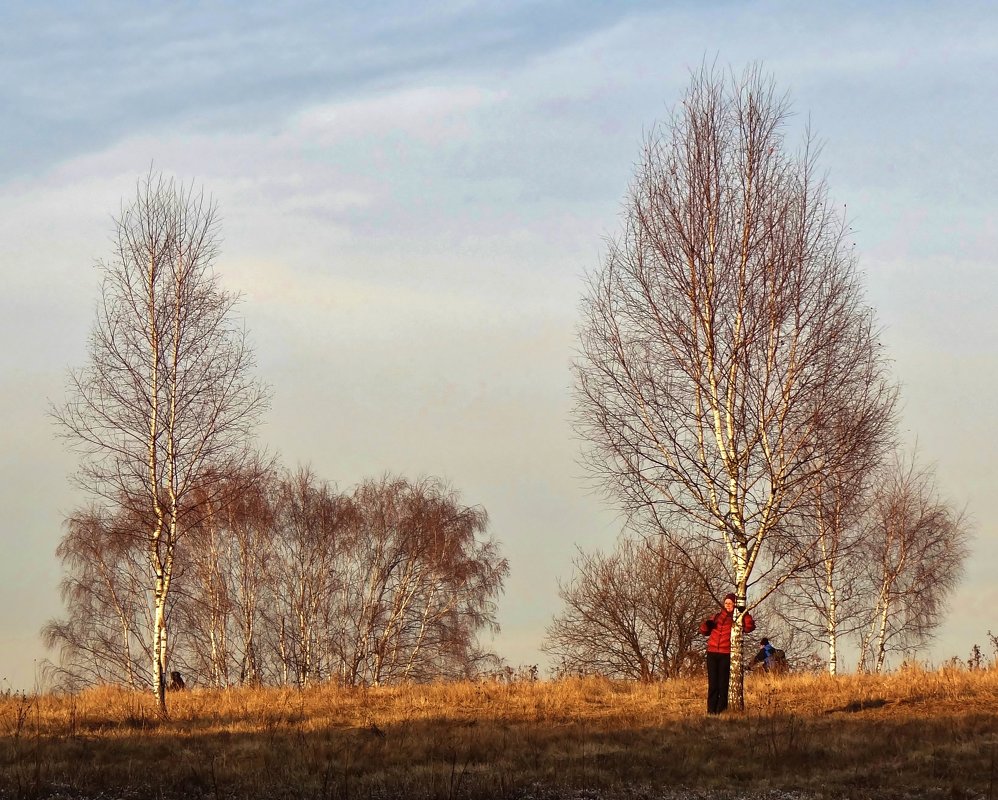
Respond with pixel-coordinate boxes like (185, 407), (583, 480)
(2, 1), (996, 689)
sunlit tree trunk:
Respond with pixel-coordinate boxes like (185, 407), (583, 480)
(825, 564), (839, 676)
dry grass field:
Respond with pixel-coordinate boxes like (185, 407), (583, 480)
(1, 667), (996, 799)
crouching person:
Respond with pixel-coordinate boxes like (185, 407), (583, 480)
(699, 592), (755, 714)
(751, 638), (788, 674)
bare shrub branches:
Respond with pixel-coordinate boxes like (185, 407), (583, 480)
(543, 535), (716, 680)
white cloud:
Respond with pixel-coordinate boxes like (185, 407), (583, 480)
(294, 84), (503, 144)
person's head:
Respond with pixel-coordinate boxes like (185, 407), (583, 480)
(760, 637), (769, 646)
(723, 592), (737, 612)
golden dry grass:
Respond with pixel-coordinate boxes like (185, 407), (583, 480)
(1, 667), (997, 799)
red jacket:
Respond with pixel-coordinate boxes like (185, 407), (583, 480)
(699, 608), (755, 654)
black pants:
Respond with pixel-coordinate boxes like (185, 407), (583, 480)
(706, 651), (731, 714)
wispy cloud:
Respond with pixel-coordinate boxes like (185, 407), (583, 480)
(0, 1), (662, 179)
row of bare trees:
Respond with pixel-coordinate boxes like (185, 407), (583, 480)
(544, 449), (968, 681)
(51, 65), (970, 713)
(49, 173), (506, 712)
(44, 468), (509, 691)
(570, 64), (969, 704)
(779, 450), (967, 674)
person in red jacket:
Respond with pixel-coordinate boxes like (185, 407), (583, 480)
(699, 592), (755, 714)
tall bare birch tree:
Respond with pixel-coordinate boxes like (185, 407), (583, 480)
(53, 172), (269, 715)
(574, 66), (894, 709)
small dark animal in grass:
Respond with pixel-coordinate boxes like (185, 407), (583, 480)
(167, 671), (186, 691)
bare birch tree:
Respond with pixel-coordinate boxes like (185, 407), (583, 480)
(775, 476), (870, 676)
(270, 466), (353, 687)
(160, 459), (278, 687)
(333, 476), (507, 685)
(779, 348), (897, 674)
(857, 450), (969, 672)
(574, 65), (894, 709)
(218, 462), (278, 686)
(53, 172), (269, 714)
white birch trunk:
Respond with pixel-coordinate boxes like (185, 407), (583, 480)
(728, 580), (748, 711)
(826, 587), (839, 677)
(821, 526), (839, 676)
(874, 597), (891, 673)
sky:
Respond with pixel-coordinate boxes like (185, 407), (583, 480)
(2, 0), (996, 691)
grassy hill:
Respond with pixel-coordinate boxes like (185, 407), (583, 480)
(1, 666), (996, 799)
